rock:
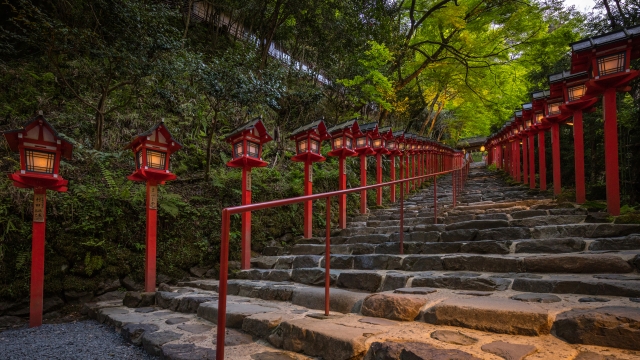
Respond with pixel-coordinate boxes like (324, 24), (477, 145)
(408, 231), (441, 243)
(423, 297), (553, 336)
(510, 215), (586, 227)
(291, 287), (367, 314)
(263, 246), (284, 256)
(476, 227), (531, 241)
(394, 287), (437, 295)
(142, 330), (182, 356)
(120, 276), (143, 291)
(93, 291), (125, 302)
(156, 291), (181, 308)
(440, 229), (478, 242)
(176, 295), (216, 313)
(476, 213), (509, 221)
(243, 312), (282, 338)
(589, 235), (640, 251)
(337, 271), (383, 292)
(63, 291), (93, 304)
(443, 255), (523, 272)
(0, 315), (25, 328)
(156, 273), (172, 285)
(510, 293), (561, 303)
(161, 343), (216, 360)
(585, 212), (612, 223)
(480, 341), (537, 360)
(531, 224), (640, 239)
(579, 297), (610, 303)
(165, 317), (190, 325)
(354, 255), (402, 270)
(291, 268), (335, 286)
(416, 242), (462, 254)
(446, 220), (509, 231)
(251, 352), (299, 360)
(292, 255), (322, 268)
(96, 279), (121, 295)
(347, 234), (390, 244)
(225, 328), (254, 345)
(511, 210), (547, 219)
(573, 352), (619, 360)
(412, 275), (511, 291)
(455, 291), (493, 296)
(361, 293), (426, 321)
(321, 255), (354, 269)
(364, 341), (481, 360)
(402, 255), (443, 271)
(515, 238), (585, 253)
(250, 257), (278, 269)
(123, 291), (155, 308)
(280, 317), (383, 359)
(177, 323), (212, 334)
(262, 270), (292, 283)
(630, 298), (640, 303)
(381, 273), (410, 291)
(42, 296), (65, 314)
(553, 307), (640, 350)
(523, 254), (633, 273)
(443, 214), (475, 224)
(430, 330), (478, 346)
(512, 278), (640, 298)
(358, 317), (398, 326)
(135, 307), (156, 313)
(197, 302), (274, 328)
(460, 240), (511, 254)
(633, 255), (640, 271)
(121, 323), (159, 345)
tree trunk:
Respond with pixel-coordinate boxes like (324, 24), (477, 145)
(602, 0), (618, 29)
(204, 110), (219, 182)
(183, 0), (194, 42)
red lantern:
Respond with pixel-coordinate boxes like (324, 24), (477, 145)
(125, 120), (182, 293)
(224, 117), (273, 269)
(3, 112), (73, 327)
(327, 119), (359, 228)
(374, 126), (393, 205)
(391, 131), (405, 202)
(289, 119), (330, 238)
(354, 122), (378, 214)
(570, 26), (640, 214)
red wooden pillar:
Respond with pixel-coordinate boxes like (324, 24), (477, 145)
(376, 153), (383, 206)
(573, 111), (586, 204)
(390, 156), (396, 203)
(30, 188), (46, 328)
(603, 88), (620, 215)
(522, 138), (528, 184)
(145, 181), (158, 291)
(515, 141), (521, 182)
(303, 161), (313, 238)
(405, 155), (410, 194)
(338, 157), (347, 228)
(241, 168), (252, 269)
(538, 131), (547, 191)
(528, 135), (535, 189)
(411, 154), (416, 190)
(359, 154), (367, 214)
(551, 123), (561, 195)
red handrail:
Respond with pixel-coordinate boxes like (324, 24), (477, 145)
(214, 163), (468, 359)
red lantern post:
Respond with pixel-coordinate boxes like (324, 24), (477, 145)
(373, 126), (393, 205)
(224, 118), (273, 269)
(3, 112), (73, 327)
(570, 26), (640, 214)
(126, 121), (182, 292)
(391, 131), (406, 202)
(290, 120), (330, 238)
(327, 119), (359, 228)
(354, 122), (378, 214)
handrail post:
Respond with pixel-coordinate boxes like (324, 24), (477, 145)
(216, 210), (231, 360)
(433, 177), (437, 224)
(399, 176), (404, 255)
(325, 197), (331, 316)
(390, 156), (396, 203)
(452, 169), (457, 208)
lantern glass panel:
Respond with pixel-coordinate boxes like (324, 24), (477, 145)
(146, 150), (166, 169)
(548, 102), (561, 115)
(310, 140), (320, 154)
(399, 142), (405, 150)
(25, 149), (55, 174)
(526, 119), (531, 128)
(136, 150), (142, 169)
(234, 141), (244, 158)
(518, 124), (523, 131)
(568, 85), (586, 102)
(597, 52), (625, 76)
(333, 137), (343, 149)
(247, 141), (260, 158)
(346, 137), (353, 149)
(297, 140), (307, 154)
(535, 113), (543, 124)
(356, 136), (367, 148)
(386, 141), (396, 150)
(373, 138), (382, 148)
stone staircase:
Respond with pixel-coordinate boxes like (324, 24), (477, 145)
(86, 163), (640, 359)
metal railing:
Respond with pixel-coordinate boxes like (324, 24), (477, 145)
(214, 160), (469, 359)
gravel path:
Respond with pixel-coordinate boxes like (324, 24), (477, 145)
(0, 320), (156, 359)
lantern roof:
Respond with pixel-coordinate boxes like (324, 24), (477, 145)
(224, 117), (273, 143)
(515, 110), (523, 118)
(125, 120), (183, 152)
(327, 118), (359, 135)
(3, 113), (73, 159)
(532, 90), (550, 100)
(357, 122), (379, 136)
(378, 126), (393, 139)
(522, 103), (532, 110)
(289, 119), (329, 140)
(571, 25), (640, 53)
(392, 130), (405, 139)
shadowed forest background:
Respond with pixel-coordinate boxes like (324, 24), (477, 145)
(0, 0), (638, 303)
